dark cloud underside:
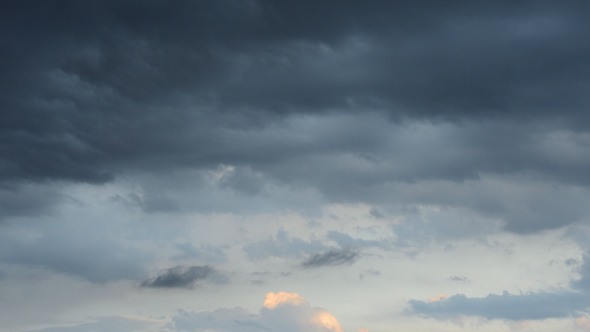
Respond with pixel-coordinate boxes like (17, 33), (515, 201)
(301, 248), (359, 268)
(141, 265), (214, 289)
(0, 0), (589, 240)
(2, 1), (589, 183)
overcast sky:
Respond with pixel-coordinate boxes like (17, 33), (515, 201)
(1, 1), (590, 331)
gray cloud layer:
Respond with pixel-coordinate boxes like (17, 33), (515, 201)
(2, 1), (589, 186)
(0, 217), (149, 282)
(408, 291), (588, 321)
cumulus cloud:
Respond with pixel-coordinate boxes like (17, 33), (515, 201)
(172, 292), (353, 332)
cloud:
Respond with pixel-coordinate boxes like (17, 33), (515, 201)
(448, 275), (468, 282)
(28, 315), (166, 332)
(0, 217), (150, 282)
(408, 290), (588, 321)
(2, 2), (590, 330)
(576, 316), (590, 331)
(0, 184), (63, 222)
(2, 1), (589, 199)
(2, 0), (590, 238)
(404, 226), (590, 322)
(302, 248), (359, 268)
(244, 229), (329, 261)
(172, 291), (350, 332)
(572, 255), (590, 291)
(428, 292), (448, 303)
(141, 265), (217, 289)
(326, 231), (384, 249)
(263, 291), (307, 309)
(172, 242), (228, 263)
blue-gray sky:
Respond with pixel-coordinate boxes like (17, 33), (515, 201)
(1, 1), (590, 331)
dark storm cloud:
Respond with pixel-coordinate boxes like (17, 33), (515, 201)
(141, 265), (216, 289)
(2, 1), (589, 182)
(301, 247), (359, 268)
(0, 184), (63, 219)
(2, 1), (590, 233)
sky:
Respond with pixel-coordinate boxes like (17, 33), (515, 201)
(1, 1), (590, 331)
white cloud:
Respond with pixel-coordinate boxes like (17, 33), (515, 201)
(171, 292), (355, 332)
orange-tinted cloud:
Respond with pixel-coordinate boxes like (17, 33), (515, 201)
(263, 291), (307, 309)
(171, 291), (359, 332)
(310, 310), (344, 332)
(264, 292), (345, 331)
(428, 292), (448, 302)
(576, 317), (590, 330)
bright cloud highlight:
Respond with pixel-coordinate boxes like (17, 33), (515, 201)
(171, 292), (358, 332)
(263, 291), (307, 309)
